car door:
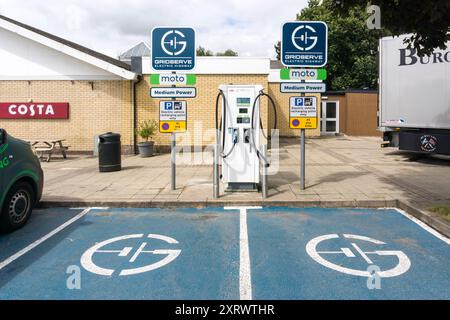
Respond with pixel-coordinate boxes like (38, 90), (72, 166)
(0, 129), (7, 201)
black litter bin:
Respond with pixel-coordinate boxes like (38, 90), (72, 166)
(98, 132), (121, 172)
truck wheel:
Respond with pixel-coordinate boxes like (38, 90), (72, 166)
(0, 181), (35, 233)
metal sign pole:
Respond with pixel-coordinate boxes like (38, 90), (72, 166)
(300, 83), (306, 191)
(213, 133), (220, 199)
(171, 131), (176, 190)
(171, 72), (176, 191)
(300, 129), (306, 190)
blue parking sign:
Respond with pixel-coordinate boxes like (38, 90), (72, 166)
(295, 98), (304, 106)
(164, 102), (173, 110)
(152, 27), (196, 71)
(282, 21), (328, 67)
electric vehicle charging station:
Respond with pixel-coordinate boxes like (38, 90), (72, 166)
(213, 85), (277, 198)
(221, 85), (261, 191)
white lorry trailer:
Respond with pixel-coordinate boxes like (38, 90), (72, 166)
(379, 35), (450, 155)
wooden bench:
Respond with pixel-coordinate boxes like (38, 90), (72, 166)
(34, 146), (54, 162)
(28, 139), (69, 162)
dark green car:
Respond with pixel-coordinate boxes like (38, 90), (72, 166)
(0, 129), (43, 233)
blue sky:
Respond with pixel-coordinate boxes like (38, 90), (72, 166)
(0, 0), (308, 58)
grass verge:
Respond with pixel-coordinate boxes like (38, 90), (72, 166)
(429, 205), (450, 221)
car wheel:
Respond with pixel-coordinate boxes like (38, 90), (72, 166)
(0, 181), (35, 233)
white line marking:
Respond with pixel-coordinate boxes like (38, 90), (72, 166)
(129, 242), (147, 262)
(0, 207), (92, 271)
(148, 234), (179, 244)
(119, 250), (181, 276)
(307, 234), (411, 277)
(119, 247), (133, 257)
(389, 208), (450, 245)
(351, 243), (373, 264)
(344, 234), (385, 244)
(70, 207), (109, 210)
(224, 206), (261, 301)
(342, 248), (356, 257)
(318, 249), (356, 257)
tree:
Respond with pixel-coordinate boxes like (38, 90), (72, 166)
(216, 49), (238, 56)
(330, 0), (450, 56)
(275, 0), (387, 90)
(274, 41), (281, 60)
(197, 46), (238, 56)
(197, 46), (213, 56)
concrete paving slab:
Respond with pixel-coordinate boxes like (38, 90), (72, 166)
(38, 136), (450, 235)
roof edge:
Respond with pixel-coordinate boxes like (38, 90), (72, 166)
(0, 15), (137, 80)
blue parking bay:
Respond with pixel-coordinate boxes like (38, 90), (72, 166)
(247, 207), (450, 300)
(1, 206), (449, 300)
(0, 208), (240, 300)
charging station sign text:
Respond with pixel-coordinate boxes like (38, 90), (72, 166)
(280, 68), (327, 81)
(159, 101), (187, 133)
(282, 21), (328, 67)
(152, 27), (196, 71)
(290, 97), (317, 129)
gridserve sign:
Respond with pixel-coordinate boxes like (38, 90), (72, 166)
(152, 27), (196, 71)
(282, 21), (328, 67)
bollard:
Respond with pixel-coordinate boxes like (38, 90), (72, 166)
(261, 144), (268, 199)
(213, 143), (220, 199)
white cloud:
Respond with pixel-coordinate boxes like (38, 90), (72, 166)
(0, 0), (308, 58)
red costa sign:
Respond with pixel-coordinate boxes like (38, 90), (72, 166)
(0, 103), (69, 119)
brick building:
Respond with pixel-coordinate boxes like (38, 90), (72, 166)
(0, 16), (379, 154)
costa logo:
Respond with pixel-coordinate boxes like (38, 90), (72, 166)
(419, 135), (438, 152)
(0, 103), (69, 119)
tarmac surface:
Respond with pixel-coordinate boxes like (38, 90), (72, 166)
(0, 206), (449, 300)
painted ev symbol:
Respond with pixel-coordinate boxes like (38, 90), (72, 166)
(306, 234), (411, 277)
(80, 234), (181, 276)
(292, 25), (318, 51)
(161, 30), (187, 56)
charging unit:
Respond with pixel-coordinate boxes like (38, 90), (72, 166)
(218, 84), (262, 191)
(214, 84), (277, 197)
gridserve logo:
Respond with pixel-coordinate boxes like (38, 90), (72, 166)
(282, 21), (328, 67)
(152, 27), (196, 71)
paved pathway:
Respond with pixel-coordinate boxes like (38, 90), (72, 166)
(41, 137), (450, 211)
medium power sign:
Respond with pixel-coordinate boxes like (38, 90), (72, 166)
(290, 97), (317, 129)
(282, 21), (328, 67)
(159, 101), (187, 133)
(0, 103), (69, 119)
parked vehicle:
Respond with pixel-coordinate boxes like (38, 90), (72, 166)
(379, 35), (450, 155)
(0, 129), (43, 233)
